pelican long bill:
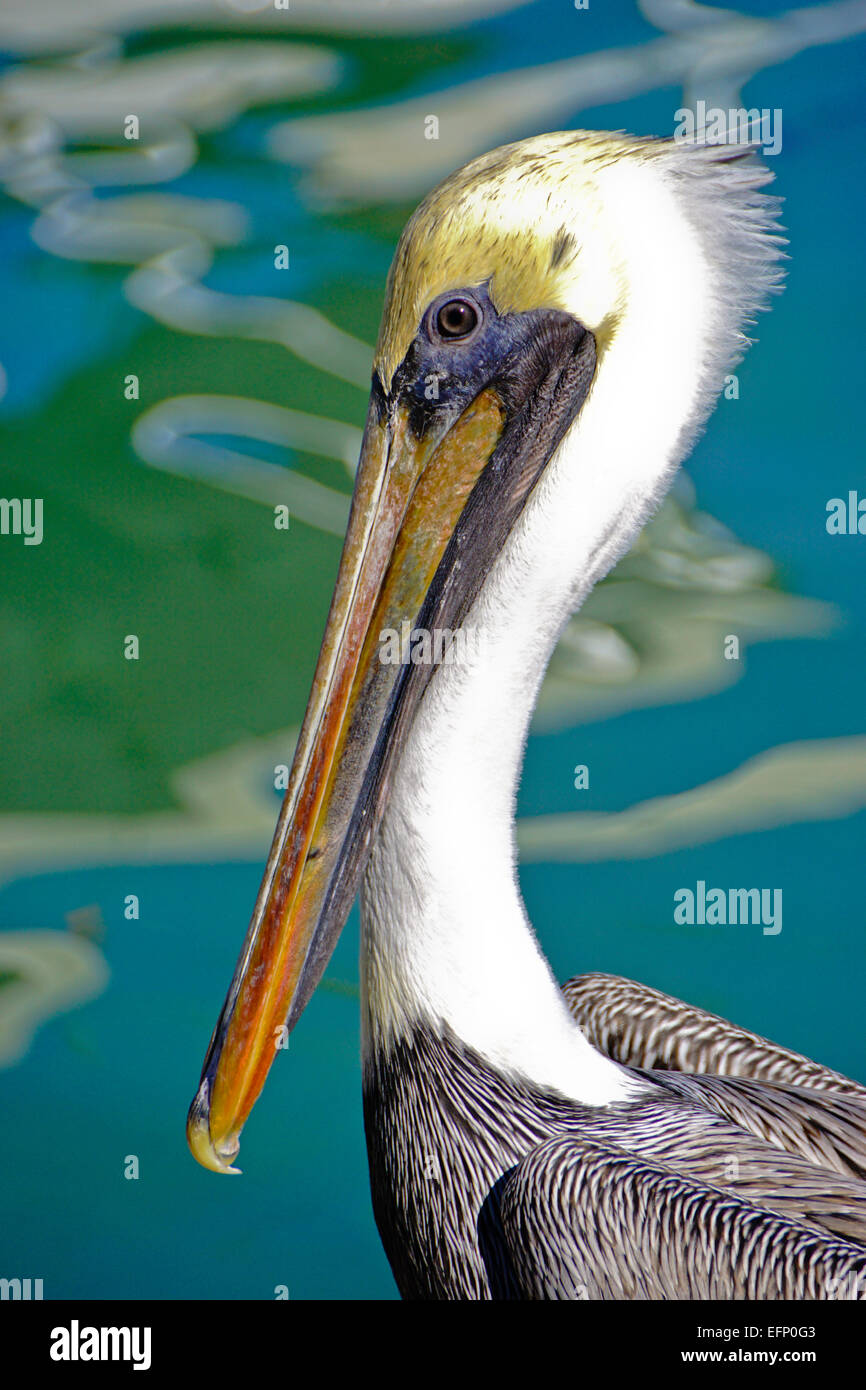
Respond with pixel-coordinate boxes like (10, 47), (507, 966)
(187, 288), (597, 1174)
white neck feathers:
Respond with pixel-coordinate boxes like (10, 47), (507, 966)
(360, 139), (782, 1107)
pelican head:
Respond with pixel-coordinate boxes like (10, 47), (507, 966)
(187, 129), (783, 1173)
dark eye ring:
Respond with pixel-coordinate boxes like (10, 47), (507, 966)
(434, 297), (480, 341)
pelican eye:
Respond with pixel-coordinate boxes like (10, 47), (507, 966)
(434, 298), (479, 340)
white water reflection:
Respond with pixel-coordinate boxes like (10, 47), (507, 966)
(518, 736), (866, 862)
(0, 931), (109, 1068)
(126, 241), (372, 387)
(0, 0), (526, 56)
(268, 0), (866, 204)
(2, 41), (343, 133)
(133, 393), (360, 532)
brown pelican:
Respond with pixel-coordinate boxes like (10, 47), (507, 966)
(187, 130), (866, 1299)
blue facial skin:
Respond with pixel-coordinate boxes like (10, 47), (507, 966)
(375, 283), (587, 443)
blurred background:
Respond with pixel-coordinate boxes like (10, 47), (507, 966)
(1, 0), (864, 1300)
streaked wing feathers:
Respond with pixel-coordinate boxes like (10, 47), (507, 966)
(651, 1071), (866, 1184)
(562, 973), (865, 1096)
(488, 1135), (866, 1300)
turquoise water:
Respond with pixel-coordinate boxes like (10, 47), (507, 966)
(1, 0), (864, 1299)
